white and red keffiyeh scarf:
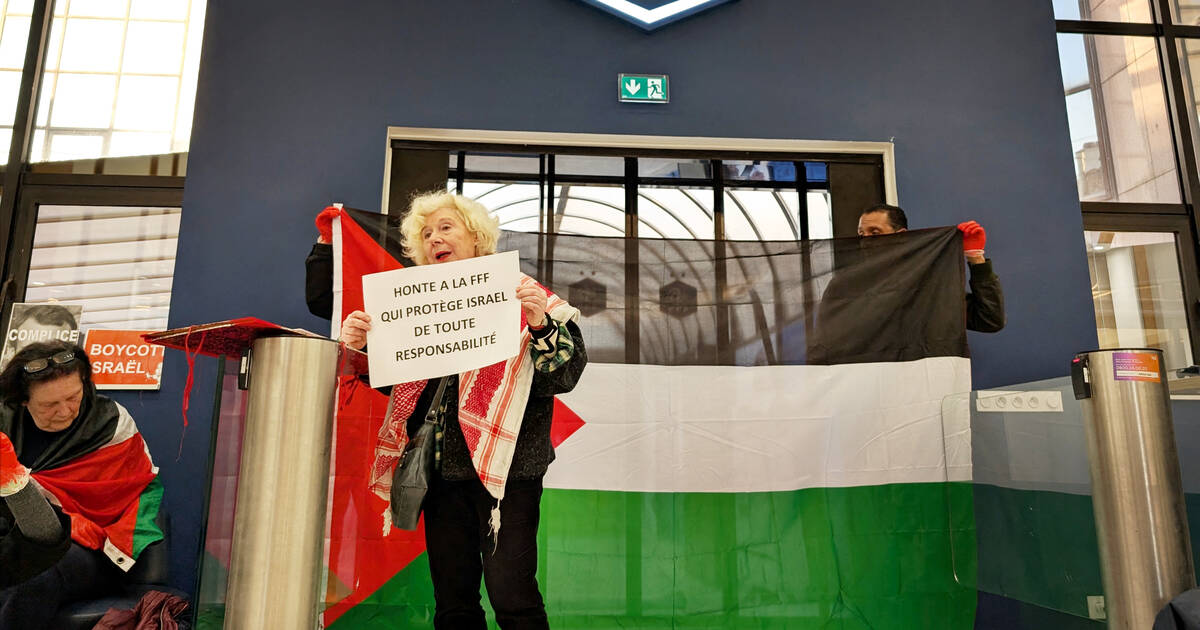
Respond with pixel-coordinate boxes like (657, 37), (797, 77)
(369, 274), (577, 529)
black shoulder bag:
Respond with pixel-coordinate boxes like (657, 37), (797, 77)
(389, 376), (449, 531)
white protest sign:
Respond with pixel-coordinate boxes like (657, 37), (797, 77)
(361, 250), (521, 387)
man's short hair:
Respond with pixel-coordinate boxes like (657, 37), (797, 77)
(12, 304), (78, 329)
(860, 204), (908, 231)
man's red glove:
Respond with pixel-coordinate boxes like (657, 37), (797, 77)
(957, 221), (986, 253)
(0, 431), (30, 498)
(315, 206), (341, 244)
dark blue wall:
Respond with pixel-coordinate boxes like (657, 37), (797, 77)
(135, 0), (1096, 598)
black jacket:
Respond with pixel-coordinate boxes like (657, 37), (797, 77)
(966, 259), (1005, 333)
(305, 242), (335, 319)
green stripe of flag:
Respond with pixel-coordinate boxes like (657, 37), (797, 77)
(331, 483), (977, 629)
(131, 476), (164, 559)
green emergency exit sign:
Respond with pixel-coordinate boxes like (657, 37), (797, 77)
(619, 74), (669, 103)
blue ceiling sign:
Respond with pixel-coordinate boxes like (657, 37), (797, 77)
(574, 0), (737, 31)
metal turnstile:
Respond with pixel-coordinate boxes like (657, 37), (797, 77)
(222, 336), (339, 629)
(1071, 348), (1195, 628)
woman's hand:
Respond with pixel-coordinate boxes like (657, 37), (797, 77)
(340, 311), (372, 350)
(517, 286), (548, 329)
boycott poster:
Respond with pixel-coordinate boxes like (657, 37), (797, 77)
(361, 250), (520, 387)
(0, 303), (83, 369)
(84, 329), (164, 389)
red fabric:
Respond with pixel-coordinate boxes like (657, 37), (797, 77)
(323, 210), (424, 626)
(32, 434), (156, 555)
(315, 205), (339, 244)
(549, 398), (585, 448)
(336, 207), (404, 318)
(93, 589), (189, 630)
(142, 318), (310, 357)
(0, 430), (29, 495)
(957, 221), (986, 251)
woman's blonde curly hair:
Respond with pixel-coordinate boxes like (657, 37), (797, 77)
(400, 191), (500, 265)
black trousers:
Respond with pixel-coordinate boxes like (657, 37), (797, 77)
(424, 475), (548, 630)
(0, 541), (123, 630)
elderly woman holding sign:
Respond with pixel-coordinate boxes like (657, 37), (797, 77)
(340, 192), (586, 630)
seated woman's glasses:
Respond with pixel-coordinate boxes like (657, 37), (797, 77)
(23, 351), (77, 374)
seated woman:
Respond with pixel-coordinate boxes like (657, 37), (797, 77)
(0, 341), (163, 629)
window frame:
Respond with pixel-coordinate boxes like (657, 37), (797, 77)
(384, 130), (895, 366)
(1058, 0), (1200, 370)
(1082, 208), (1200, 365)
(0, 172), (185, 335)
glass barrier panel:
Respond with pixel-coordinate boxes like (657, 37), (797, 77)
(194, 358), (246, 630)
(944, 376), (1104, 620)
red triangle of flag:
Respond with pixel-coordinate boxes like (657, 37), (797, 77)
(550, 397), (586, 448)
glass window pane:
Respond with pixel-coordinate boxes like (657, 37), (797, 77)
(465, 181), (543, 230)
(49, 73), (116, 127)
(68, 0), (130, 18)
(113, 75), (178, 130)
(22, 204), (181, 333)
(724, 189), (796, 240)
(555, 154), (624, 177)
(0, 69), (21, 126)
(29, 127), (45, 161)
(1057, 0), (1153, 21)
(29, 3), (205, 162)
(0, 15), (30, 69)
(776, 190), (834, 240)
(122, 21), (184, 74)
(639, 157), (710, 179)
(463, 153), (539, 174)
(1175, 39), (1200, 186)
(130, 0), (188, 21)
(1172, 0), (1200, 25)
(1085, 230), (1194, 371)
(33, 73), (50, 125)
(48, 132), (103, 161)
(58, 18), (124, 72)
(639, 186), (712, 239)
(558, 184), (626, 236)
(722, 160), (796, 182)
(1055, 0), (1082, 20)
(806, 191), (833, 240)
(1057, 33), (1180, 203)
(42, 18), (63, 71)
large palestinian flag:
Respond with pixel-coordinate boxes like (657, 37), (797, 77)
(318, 207), (976, 629)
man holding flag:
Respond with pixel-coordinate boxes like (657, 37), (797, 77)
(857, 203), (1006, 333)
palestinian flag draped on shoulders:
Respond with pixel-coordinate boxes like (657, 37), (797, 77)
(322, 206), (977, 629)
(0, 389), (163, 570)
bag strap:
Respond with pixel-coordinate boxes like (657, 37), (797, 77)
(424, 376), (450, 427)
